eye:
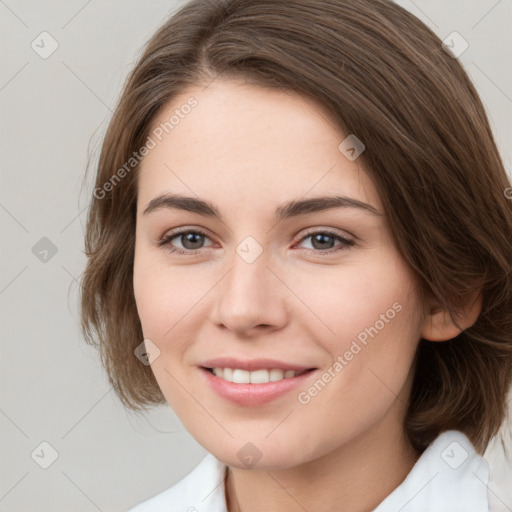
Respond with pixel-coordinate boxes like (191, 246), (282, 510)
(295, 229), (354, 255)
(157, 227), (354, 256)
(158, 228), (213, 255)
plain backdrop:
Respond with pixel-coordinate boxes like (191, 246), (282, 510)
(1, 1), (511, 511)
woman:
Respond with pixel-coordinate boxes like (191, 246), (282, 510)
(80, 0), (512, 510)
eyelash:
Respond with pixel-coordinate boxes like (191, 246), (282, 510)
(157, 228), (355, 256)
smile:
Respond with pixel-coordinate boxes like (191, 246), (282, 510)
(200, 366), (318, 406)
(208, 367), (311, 383)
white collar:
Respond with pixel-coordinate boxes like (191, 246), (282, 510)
(373, 429), (490, 511)
(128, 430), (493, 511)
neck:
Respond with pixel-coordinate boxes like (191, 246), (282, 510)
(224, 415), (420, 512)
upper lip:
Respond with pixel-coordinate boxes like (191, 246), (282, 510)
(200, 357), (316, 372)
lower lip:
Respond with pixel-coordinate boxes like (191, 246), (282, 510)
(200, 367), (317, 406)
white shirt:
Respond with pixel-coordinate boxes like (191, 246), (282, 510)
(127, 430), (507, 511)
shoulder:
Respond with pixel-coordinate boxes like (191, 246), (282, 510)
(127, 452), (228, 512)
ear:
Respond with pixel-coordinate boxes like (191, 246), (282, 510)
(421, 290), (483, 342)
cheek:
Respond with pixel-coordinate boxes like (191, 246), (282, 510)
(132, 247), (179, 343)
(133, 251), (160, 336)
(309, 252), (423, 391)
(289, 288), (421, 463)
(133, 249), (214, 353)
(294, 251), (420, 348)
(132, 252), (198, 406)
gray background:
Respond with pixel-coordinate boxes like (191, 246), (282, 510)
(1, 1), (511, 511)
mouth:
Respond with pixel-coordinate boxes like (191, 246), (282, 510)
(199, 365), (319, 406)
(200, 366), (317, 384)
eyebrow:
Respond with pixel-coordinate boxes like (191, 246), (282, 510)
(142, 193), (383, 221)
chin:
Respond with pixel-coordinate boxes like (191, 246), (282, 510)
(209, 442), (311, 471)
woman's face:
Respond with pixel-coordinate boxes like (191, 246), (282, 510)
(133, 78), (425, 469)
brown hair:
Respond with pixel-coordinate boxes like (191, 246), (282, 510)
(80, 0), (512, 455)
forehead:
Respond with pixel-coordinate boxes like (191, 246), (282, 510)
(137, 79), (381, 214)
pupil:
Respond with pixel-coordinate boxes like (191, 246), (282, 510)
(183, 233), (203, 249)
(313, 234), (333, 249)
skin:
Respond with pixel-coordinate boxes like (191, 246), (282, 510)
(133, 78), (481, 512)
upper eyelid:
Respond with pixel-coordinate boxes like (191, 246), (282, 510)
(296, 227), (354, 241)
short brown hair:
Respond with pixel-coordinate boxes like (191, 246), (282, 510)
(80, 0), (512, 454)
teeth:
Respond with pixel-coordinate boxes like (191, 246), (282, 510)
(212, 368), (303, 383)
(223, 368), (233, 382)
(247, 369), (268, 384)
(270, 369), (285, 381)
(233, 369), (250, 383)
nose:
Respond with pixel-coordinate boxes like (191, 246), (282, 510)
(211, 247), (288, 337)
